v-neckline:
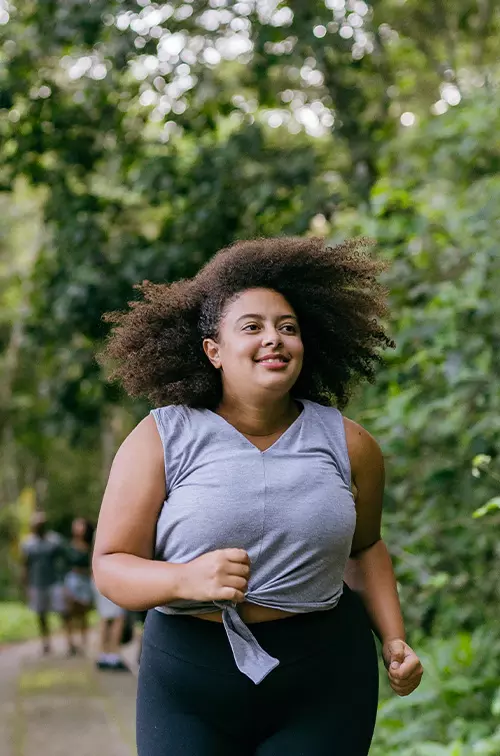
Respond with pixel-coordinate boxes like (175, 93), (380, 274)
(208, 400), (307, 454)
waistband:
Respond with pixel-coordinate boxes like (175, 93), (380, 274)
(149, 585), (363, 684)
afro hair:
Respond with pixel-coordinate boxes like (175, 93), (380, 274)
(98, 236), (394, 410)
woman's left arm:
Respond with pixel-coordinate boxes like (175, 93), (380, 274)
(343, 417), (424, 697)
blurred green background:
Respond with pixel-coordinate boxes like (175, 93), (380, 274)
(1, 1), (499, 753)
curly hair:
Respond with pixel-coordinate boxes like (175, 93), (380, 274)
(98, 237), (394, 410)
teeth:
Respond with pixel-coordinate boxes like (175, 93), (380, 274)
(260, 358), (285, 363)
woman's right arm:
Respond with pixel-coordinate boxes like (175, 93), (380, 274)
(93, 415), (250, 611)
(92, 415), (185, 610)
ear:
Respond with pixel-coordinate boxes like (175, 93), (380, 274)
(203, 338), (221, 369)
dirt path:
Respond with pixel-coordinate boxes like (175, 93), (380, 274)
(0, 632), (139, 756)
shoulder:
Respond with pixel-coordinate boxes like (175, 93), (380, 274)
(342, 416), (384, 481)
(46, 531), (62, 544)
(109, 406), (205, 476)
(150, 404), (210, 449)
(20, 535), (36, 554)
(44, 532), (64, 553)
(109, 415), (165, 477)
(149, 404), (199, 434)
(304, 400), (344, 428)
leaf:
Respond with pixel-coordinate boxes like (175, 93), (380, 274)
(473, 498), (500, 519)
(491, 687), (500, 717)
(472, 455), (492, 468)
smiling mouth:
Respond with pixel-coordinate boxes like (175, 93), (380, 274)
(254, 355), (291, 371)
(255, 354), (290, 363)
(257, 358), (289, 364)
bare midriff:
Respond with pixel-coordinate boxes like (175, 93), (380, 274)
(191, 602), (296, 624)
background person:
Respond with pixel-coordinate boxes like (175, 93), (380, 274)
(93, 585), (130, 671)
(63, 517), (94, 654)
(93, 238), (423, 756)
(20, 511), (70, 655)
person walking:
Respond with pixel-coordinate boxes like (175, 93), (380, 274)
(93, 237), (423, 755)
(93, 585), (130, 671)
(20, 511), (70, 655)
(63, 517), (94, 654)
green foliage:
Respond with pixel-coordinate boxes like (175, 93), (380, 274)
(0, 602), (59, 644)
(0, 602), (98, 644)
(471, 456), (500, 518)
(336, 92), (500, 637)
(330, 90), (500, 751)
(473, 497), (500, 519)
(372, 631), (500, 754)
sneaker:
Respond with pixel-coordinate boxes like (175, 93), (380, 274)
(95, 658), (111, 670)
(109, 659), (130, 672)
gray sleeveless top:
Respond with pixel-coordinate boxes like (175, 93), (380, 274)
(151, 399), (356, 684)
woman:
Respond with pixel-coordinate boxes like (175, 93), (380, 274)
(94, 237), (423, 755)
(64, 516), (94, 654)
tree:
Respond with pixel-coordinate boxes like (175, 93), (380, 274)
(335, 90), (500, 636)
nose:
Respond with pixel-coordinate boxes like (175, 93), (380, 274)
(262, 329), (283, 348)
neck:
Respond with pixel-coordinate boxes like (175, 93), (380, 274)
(216, 392), (298, 436)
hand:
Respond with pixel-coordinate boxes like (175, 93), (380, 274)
(180, 548), (250, 604)
(382, 638), (423, 696)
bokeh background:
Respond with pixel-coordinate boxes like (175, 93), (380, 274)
(1, 1), (500, 754)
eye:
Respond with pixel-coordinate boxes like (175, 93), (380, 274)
(280, 323), (298, 334)
(242, 323), (260, 332)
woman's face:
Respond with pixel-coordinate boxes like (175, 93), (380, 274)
(72, 517), (87, 539)
(203, 288), (304, 400)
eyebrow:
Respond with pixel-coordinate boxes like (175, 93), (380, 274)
(235, 313), (298, 323)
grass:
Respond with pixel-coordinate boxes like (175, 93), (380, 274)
(0, 602), (55, 643)
(0, 601), (97, 644)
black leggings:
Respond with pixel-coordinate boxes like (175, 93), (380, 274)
(136, 585), (379, 755)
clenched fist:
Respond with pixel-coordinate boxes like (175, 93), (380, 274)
(382, 638), (423, 696)
(179, 548), (250, 604)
